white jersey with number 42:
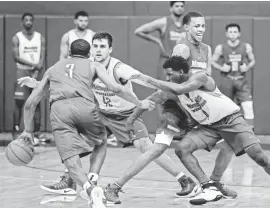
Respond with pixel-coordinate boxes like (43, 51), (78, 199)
(92, 57), (136, 113)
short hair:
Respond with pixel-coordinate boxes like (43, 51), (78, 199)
(183, 11), (203, 25)
(21, 13), (34, 21)
(74, 11), (89, 19)
(163, 56), (189, 73)
(170, 1), (185, 7)
(225, 23), (241, 32)
(92, 32), (113, 48)
(70, 39), (90, 56)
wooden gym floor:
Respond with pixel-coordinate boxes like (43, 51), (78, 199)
(1, 140), (270, 208)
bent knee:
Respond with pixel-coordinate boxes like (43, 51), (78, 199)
(175, 139), (197, 157)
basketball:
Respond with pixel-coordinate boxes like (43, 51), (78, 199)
(5, 139), (35, 166)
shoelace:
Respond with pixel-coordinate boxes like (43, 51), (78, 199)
(180, 178), (189, 188)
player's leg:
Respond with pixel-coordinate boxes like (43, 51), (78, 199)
(235, 78), (254, 125)
(218, 113), (270, 174)
(210, 141), (237, 198)
(50, 99), (106, 206)
(13, 99), (24, 135)
(105, 135), (169, 204)
(174, 127), (224, 205)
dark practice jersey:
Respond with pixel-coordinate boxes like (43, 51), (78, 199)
(160, 16), (185, 56)
(48, 57), (96, 105)
(221, 41), (248, 77)
(177, 37), (209, 73)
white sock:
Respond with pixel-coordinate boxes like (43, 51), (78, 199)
(83, 181), (91, 192)
(65, 169), (68, 173)
(175, 172), (185, 180)
(88, 172), (99, 182)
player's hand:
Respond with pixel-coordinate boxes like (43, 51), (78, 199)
(222, 64), (231, 72)
(240, 63), (248, 72)
(138, 99), (155, 111)
(17, 76), (37, 88)
(18, 130), (34, 145)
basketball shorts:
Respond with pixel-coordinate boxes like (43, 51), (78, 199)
(50, 97), (107, 161)
(185, 112), (259, 156)
(218, 75), (252, 104)
(154, 113), (189, 146)
(99, 108), (149, 146)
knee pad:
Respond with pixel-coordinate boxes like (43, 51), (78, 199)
(241, 100), (254, 119)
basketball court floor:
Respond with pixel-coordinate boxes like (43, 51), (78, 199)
(1, 138), (270, 208)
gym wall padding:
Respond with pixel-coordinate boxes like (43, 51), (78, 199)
(211, 17), (254, 91)
(128, 17), (161, 132)
(253, 18), (270, 134)
(0, 16), (4, 132)
(4, 15), (46, 132)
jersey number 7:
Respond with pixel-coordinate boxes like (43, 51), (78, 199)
(65, 64), (75, 78)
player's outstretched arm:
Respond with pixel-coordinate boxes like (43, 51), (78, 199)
(127, 90), (178, 125)
(59, 33), (69, 60)
(92, 62), (155, 110)
(24, 69), (51, 133)
(131, 72), (207, 95)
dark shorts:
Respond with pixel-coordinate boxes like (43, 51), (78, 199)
(50, 98), (107, 161)
(99, 109), (149, 145)
(184, 112), (259, 156)
(218, 75), (252, 104)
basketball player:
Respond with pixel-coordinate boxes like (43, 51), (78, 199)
(174, 11), (237, 193)
(59, 11), (95, 60)
(19, 32), (199, 200)
(135, 1), (186, 80)
(105, 55), (270, 205)
(211, 23), (255, 123)
(19, 39), (154, 207)
(12, 13), (45, 145)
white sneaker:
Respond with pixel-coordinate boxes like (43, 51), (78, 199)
(189, 183), (223, 205)
(89, 186), (107, 208)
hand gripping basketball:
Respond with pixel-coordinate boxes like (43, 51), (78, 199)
(18, 130), (34, 145)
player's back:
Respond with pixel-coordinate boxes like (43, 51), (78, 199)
(177, 37), (208, 73)
(49, 57), (96, 105)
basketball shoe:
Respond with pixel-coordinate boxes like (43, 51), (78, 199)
(175, 176), (201, 198)
(104, 183), (122, 205)
(87, 185), (107, 208)
(189, 181), (223, 205)
(213, 181), (237, 198)
(40, 172), (77, 195)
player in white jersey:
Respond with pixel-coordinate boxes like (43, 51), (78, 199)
(59, 11), (95, 60)
(105, 56), (270, 205)
(12, 13), (45, 143)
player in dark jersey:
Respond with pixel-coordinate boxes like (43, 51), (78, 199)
(212, 23), (255, 125)
(135, 1), (186, 80)
(18, 39), (154, 207)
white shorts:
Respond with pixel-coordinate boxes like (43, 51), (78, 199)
(154, 131), (174, 146)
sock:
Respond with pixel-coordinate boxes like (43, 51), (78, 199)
(88, 172), (99, 182)
(83, 181), (92, 192)
(175, 172), (185, 181)
(65, 169), (68, 173)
